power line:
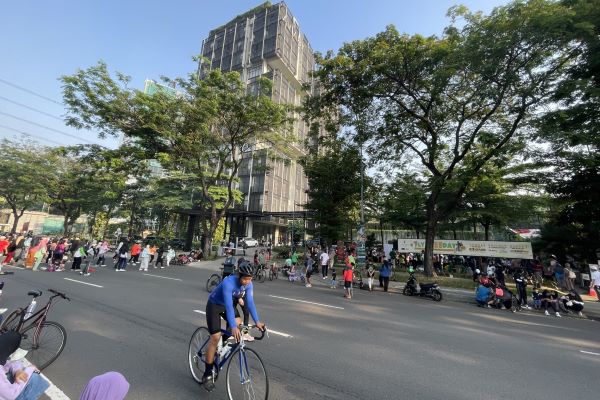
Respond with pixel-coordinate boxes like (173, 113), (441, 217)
(0, 78), (62, 105)
(0, 95), (63, 121)
(0, 110), (95, 144)
(0, 124), (64, 146)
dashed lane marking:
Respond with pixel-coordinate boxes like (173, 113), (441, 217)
(63, 278), (103, 288)
(142, 273), (182, 281)
(268, 295), (345, 310)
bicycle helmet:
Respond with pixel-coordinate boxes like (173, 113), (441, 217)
(238, 262), (254, 277)
(481, 277), (491, 287)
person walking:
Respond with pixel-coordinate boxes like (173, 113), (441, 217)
(551, 255), (565, 289)
(563, 262), (576, 292)
(45, 240), (56, 265)
(2, 239), (17, 267)
(320, 250), (330, 279)
(343, 262), (353, 299)
(128, 242), (141, 265)
(139, 244), (151, 272)
(330, 265), (337, 289)
(367, 265), (376, 291)
(116, 244), (128, 272)
(590, 265), (600, 302)
(53, 240), (67, 271)
(149, 245), (156, 264)
(71, 245), (85, 271)
(31, 238), (48, 271)
(513, 268), (530, 309)
(305, 256), (314, 288)
(154, 245), (164, 268)
(379, 260), (392, 292)
(95, 241), (109, 267)
(165, 247), (176, 267)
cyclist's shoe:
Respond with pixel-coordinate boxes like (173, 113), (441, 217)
(201, 372), (216, 392)
(242, 333), (254, 342)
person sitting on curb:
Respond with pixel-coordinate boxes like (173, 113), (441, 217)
(79, 371), (130, 400)
(541, 288), (561, 317)
(560, 291), (584, 316)
(476, 281), (494, 308)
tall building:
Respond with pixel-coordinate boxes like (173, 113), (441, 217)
(198, 1), (316, 243)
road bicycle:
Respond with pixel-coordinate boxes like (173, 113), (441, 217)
(188, 324), (268, 400)
(268, 264), (279, 281)
(0, 289), (69, 370)
(207, 263), (238, 293)
(253, 264), (267, 284)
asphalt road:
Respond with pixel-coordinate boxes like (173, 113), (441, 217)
(1, 257), (599, 400)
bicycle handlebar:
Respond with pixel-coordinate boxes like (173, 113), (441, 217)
(240, 324), (267, 341)
(48, 289), (70, 301)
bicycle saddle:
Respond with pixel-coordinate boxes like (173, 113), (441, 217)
(27, 290), (42, 298)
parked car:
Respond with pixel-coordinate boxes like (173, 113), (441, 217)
(241, 237), (258, 248)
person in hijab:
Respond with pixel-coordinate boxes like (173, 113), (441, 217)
(31, 238), (49, 271)
(79, 371), (129, 400)
(0, 331), (50, 400)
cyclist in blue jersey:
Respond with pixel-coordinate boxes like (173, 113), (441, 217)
(201, 262), (266, 390)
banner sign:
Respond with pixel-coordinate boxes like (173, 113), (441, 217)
(397, 239), (533, 259)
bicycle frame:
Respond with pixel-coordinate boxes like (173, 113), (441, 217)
(14, 292), (65, 345)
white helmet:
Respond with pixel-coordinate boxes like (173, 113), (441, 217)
(475, 269), (480, 274)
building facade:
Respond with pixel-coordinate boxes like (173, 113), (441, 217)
(199, 1), (317, 244)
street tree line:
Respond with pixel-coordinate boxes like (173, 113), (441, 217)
(302, 0), (600, 273)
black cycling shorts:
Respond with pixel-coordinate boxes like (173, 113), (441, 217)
(344, 280), (352, 289)
(206, 301), (240, 334)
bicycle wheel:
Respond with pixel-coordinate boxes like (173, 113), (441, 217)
(21, 321), (66, 370)
(257, 269), (266, 283)
(268, 270), (273, 281)
(226, 347), (268, 400)
(188, 326), (211, 383)
(206, 274), (221, 293)
(0, 309), (22, 333)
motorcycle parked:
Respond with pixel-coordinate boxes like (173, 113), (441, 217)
(403, 272), (443, 301)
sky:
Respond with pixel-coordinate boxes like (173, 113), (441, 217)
(0, 0), (509, 149)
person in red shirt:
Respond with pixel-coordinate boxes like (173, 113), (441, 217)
(0, 236), (9, 256)
(128, 242), (142, 265)
(343, 262), (354, 299)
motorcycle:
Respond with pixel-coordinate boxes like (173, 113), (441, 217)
(402, 272), (443, 301)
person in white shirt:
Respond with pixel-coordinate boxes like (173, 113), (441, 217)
(320, 250), (330, 279)
(590, 265), (600, 301)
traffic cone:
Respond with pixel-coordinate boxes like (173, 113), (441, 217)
(590, 288), (598, 298)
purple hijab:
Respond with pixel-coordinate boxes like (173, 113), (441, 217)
(80, 372), (129, 400)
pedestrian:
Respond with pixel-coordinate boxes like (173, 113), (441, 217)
(305, 256), (314, 288)
(155, 245), (164, 268)
(128, 242), (141, 265)
(16, 234), (31, 263)
(79, 371), (130, 400)
(116, 244), (128, 272)
(320, 249), (329, 279)
(166, 247), (175, 267)
(52, 240), (66, 271)
(532, 287), (542, 310)
(560, 291), (584, 316)
(71, 245), (85, 271)
(551, 255), (565, 289)
(95, 241), (109, 267)
(0, 236), (9, 264)
(330, 265), (337, 289)
(513, 268), (530, 309)
(379, 260), (392, 292)
(563, 262), (576, 292)
(149, 244), (156, 264)
(475, 281), (494, 308)
(495, 265), (506, 287)
(45, 240), (56, 265)
(139, 244), (150, 272)
(367, 265), (375, 291)
(2, 239), (17, 266)
(343, 263), (353, 299)
(590, 265), (600, 302)
(31, 238), (48, 271)
(291, 250), (299, 267)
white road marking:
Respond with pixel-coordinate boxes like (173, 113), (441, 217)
(580, 350), (600, 356)
(63, 278), (103, 288)
(143, 273), (182, 281)
(21, 358), (70, 399)
(268, 295), (345, 310)
(192, 310), (293, 337)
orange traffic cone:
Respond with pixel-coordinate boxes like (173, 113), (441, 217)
(590, 288), (598, 298)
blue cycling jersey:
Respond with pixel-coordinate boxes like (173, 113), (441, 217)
(208, 275), (260, 329)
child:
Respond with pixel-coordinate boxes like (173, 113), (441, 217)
(367, 265), (375, 292)
(330, 266), (337, 289)
(475, 283), (493, 308)
(532, 288), (542, 310)
(343, 264), (353, 299)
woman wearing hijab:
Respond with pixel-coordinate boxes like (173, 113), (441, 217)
(31, 238), (49, 271)
(0, 331), (50, 400)
(79, 372), (129, 400)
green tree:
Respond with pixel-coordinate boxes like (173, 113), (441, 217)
(0, 139), (50, 233)
(380, 174), (428, 239)
(61, 63), (290, 255)
(306, 1), (578, 274)
(300, 142), (361, 244)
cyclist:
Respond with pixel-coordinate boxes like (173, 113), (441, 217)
(201, 262), (266, 391)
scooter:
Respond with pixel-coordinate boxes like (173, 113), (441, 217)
(403, 272), (443, 301)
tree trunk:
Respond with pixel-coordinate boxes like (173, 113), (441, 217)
(416, 230), (420, 239)
(423, 196), (439, 277)
(101, 205), (116, 239)
(484, 222), (491, 241)
(10, 208), (25, 234)
(453, 228), (457, 240)
(63, 214), (70, 235)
